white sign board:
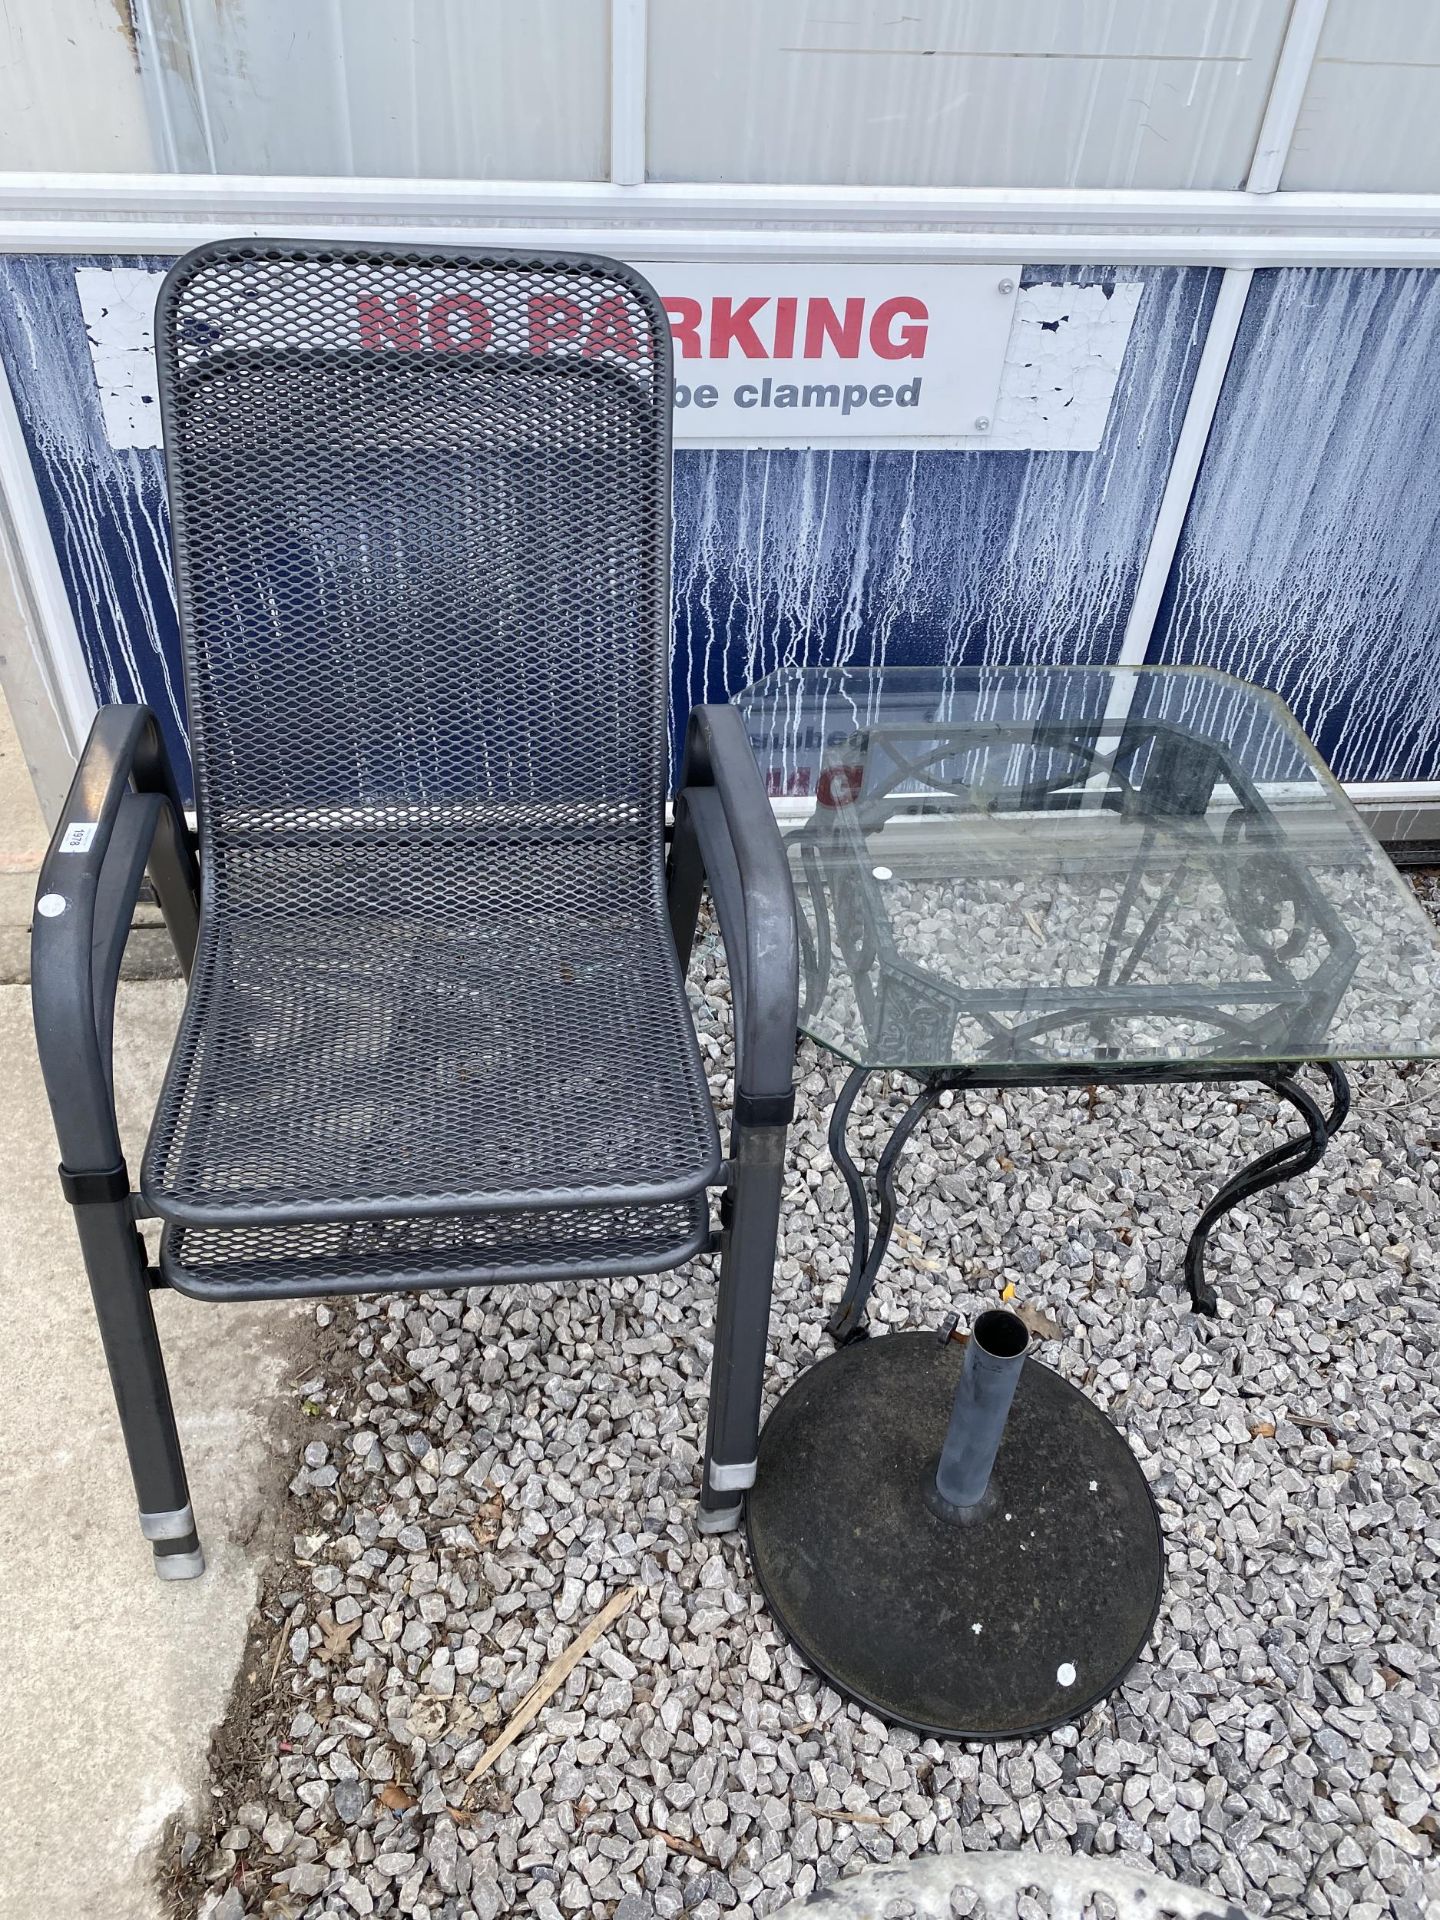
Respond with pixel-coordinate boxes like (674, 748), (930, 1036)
(75, 264), (1141, 455)
(636, 264), (1017, 447)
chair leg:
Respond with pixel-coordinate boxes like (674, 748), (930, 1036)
(698, 1121), (787, 1534)
(70, 1195), (204, 1580)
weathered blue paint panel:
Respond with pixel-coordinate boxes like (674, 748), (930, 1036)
(0, 254), (1213, 795)
(0, 253), (189, 779)
(671, 265), (1219, 741)
(1149, 266), (1440, 785)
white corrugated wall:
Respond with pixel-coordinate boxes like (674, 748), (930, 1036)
(0, 0), (153, 171)
(1, 0), (1436, 196)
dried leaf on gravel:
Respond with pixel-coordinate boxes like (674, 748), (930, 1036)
(472, 1495), (503, 1547)
(316, 1613), (360, 1662)
(408, 1698), (448, 1742)
(1015, 1300), (1062, 1341)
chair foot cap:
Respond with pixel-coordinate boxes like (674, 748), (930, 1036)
(696, 1501), (743, 1535)
(154, 1546), (206, 1581)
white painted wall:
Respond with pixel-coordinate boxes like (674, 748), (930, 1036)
(1284, 0), (1440, 191)
(11, 0), (1440, 201)
(0, 0), (154, 171)
(647, 0), (1292, 190)
(142, 0), (610, 180)
(15, 0), (1440, 198)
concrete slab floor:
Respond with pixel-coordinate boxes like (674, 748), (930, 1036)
(0, 669), (53, 983)
(0, 700), (302, 1917)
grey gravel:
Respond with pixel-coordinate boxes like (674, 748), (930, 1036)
(177, 891), (1439, 1920)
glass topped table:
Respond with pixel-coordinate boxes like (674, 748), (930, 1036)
(735, 662), (1440, 1330)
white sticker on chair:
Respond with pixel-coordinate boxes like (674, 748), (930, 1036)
(36, 894), (67, 917)
(59, 822), (98, 853)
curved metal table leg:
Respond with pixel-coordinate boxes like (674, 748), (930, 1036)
(827, 1071), (947, 1345)
(1183, 1061), (1350, 1316)
(826, 1066), (874, 1342)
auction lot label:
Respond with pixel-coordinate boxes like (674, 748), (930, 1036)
(638, 263), (1018, 447)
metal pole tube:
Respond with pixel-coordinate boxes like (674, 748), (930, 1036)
(934, 1309), (1031, 1511)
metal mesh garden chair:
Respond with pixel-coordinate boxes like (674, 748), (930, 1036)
(31, 241), (797, 1578)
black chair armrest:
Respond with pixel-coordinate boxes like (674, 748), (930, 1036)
(31, 705), (199, 1178)
(674, 703), (799, 1124)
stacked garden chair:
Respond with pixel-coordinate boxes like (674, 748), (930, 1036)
(32, 241), (797, 1578)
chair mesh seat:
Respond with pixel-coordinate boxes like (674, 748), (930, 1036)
(160, 1192), (711, 1301)
(142, 244), (719, 1237)
(140, 848), (719, 1222)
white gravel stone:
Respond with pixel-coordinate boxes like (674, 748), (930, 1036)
(175, 889), (1440, 1920)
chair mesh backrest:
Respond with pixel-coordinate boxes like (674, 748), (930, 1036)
(157, 242), (673, 902)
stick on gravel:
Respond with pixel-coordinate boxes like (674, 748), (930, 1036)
(464, 1584), (639, 1785)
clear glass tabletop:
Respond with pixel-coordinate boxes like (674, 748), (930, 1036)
(733, 664), (1440, 1074)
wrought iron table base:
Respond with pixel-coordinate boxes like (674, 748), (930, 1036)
(826, 1058), (1352, 1341)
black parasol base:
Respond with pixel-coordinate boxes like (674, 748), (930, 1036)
(746, 1331), (1164, 1741)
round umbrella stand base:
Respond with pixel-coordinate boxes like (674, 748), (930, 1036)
(746, 1330), (1164, 1741)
